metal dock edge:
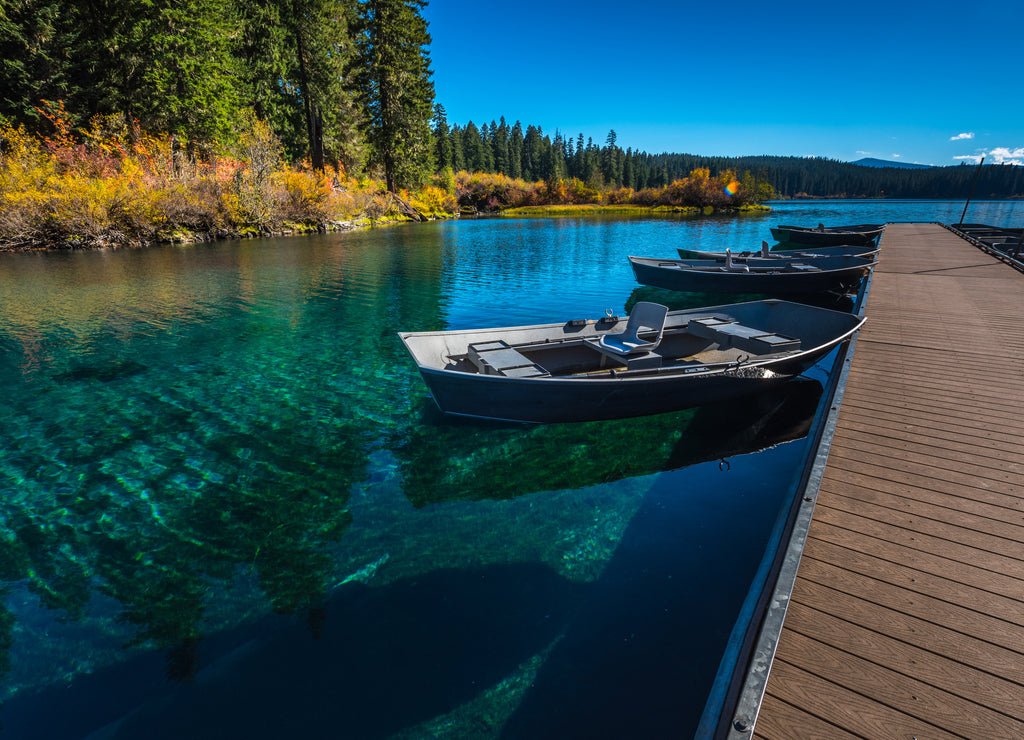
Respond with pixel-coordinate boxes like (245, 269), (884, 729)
(714, 271), (873, 739)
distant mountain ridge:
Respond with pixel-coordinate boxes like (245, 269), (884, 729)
(852, 157), (934, 170)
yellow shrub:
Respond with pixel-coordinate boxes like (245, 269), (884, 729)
(408, 185), (457, 217)
(280, 170), (334, 222)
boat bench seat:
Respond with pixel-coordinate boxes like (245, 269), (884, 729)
(585, 338), (664, 370)
(467, 340), (549, 378)
(688, 317), (801, 354)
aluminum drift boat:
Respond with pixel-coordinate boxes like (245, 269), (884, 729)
(398, 299), (864, 423)
(677, 241), (878, 261)
(771, 223), (884, 246)
(629, 254), (876, 295)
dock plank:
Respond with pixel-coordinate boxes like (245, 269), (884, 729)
(753, 224), (1024, 738)
(752, 694), (862, 740)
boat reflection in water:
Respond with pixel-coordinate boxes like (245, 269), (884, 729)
(398, 376), (824, 507)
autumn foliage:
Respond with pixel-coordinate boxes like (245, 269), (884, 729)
(0, 103), (411, 250)
(0, 102), (773, 251)
(450, 167), (768, 212)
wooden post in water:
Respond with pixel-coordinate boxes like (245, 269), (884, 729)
(959, 156), (985, 225)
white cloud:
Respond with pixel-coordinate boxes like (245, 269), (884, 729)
(892, 154), (902, 158)
(950, 132), (974, 141)
(955, 147), (1024, 166)
(986, 147), (1024, 165)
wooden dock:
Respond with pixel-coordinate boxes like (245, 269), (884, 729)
(749, 223), (1024, 738)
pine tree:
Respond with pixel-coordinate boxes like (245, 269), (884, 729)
(449, 123), (465, 172)
(431, 103), (452, 172)
(0, 0), (83, 127)
(477, 122), (494, 171)
(287, 0), (362, 172)
(87, 0), (242, 146)
(492, 117), (510, 175)
(509, 121), (524, 179)
(350, 0), (434, 192)
(462, 120), (484, 172)
(522, 125), (543, 181)
(623, 148), (635, 190)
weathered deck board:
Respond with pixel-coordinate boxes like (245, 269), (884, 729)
(754, 224), (1024, 739)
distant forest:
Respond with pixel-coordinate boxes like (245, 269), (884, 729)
(2, 0), (1020, 205)
(435, 114), (1024, 201)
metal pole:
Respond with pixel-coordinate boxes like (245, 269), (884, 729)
(1013, 231), (1023, 259)
(959, 155), (985, 225)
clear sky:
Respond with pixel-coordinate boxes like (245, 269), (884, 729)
(422, 0), (1024, 167)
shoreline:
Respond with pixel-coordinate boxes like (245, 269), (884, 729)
(0, 204), (773, 253)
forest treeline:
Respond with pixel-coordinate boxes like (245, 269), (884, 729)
(1, 0), (1020, 251)
(435, 115), (1024, 200)
(1, 0), (435, 191)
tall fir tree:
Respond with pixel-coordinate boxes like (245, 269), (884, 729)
(349, 0), (434, 192)
(431, 103), (452, 172)
(83, 0), (242, 146)
(287, 0), (362, 172)
(461, 120), (484, 172)
(449, 123), (465, 172)
(492, 117), (510, 175)
(508, 121), (523, 179)
(235, 0), (363, 171)
(0, 0), (83, 127)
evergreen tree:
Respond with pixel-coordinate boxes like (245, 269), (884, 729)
(0, 0), (83, 128)
(87, 0), (242, 146)
(235, 0), (298, 151)
(509, 120), (524, 179)
(462, 120), (484, 172)
(623, 148), (635, 189)
(542, 131), (564, 181)
(477, 121), (494, 171)
(431, 103), (452, 172)
(288, 0), (362, 172)
(573, 133), (586, 180)
(492, 117), (510, 175)
(449, 122), (465, 172)
(522, 124), (543, 181)
(350, 0), (434, 192)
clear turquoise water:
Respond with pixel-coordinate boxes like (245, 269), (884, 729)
(0, 201), (1020, 738)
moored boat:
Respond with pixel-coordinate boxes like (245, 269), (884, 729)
(677, 243), (878, 261)
(629, 254), (876, 295)
(398, 299), (865, 423)
(771, 223), (884, 246)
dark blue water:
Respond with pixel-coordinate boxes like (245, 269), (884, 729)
(0, 201), (1019, 739)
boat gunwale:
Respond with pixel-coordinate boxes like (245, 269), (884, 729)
(400, 312), (865, 383)
(628, 255), (879, 276)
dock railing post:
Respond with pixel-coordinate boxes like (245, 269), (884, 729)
(959, 155), (985, 225)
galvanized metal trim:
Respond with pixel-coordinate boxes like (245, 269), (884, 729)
(719, 267), (872, 739)
(943, 223), (1024, 272)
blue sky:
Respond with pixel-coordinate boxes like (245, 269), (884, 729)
(422, 0), (1023, 166)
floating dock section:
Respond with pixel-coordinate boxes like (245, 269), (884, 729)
(730, 223), (1024, 738)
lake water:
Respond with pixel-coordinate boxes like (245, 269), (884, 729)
(0, 200), (1020, 739)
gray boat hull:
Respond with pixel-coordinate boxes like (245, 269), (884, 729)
(417, 353), (824, 423)
(771, 224), (883, 246)
(630, 255), (875, 295)
(399, 299), (864, 423)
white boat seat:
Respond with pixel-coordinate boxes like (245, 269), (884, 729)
(594, 301), (669, 356)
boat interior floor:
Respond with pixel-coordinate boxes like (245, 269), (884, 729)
(459, 317), (803, 378)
